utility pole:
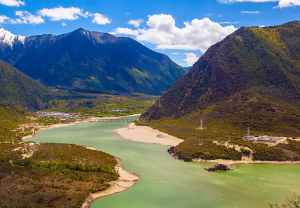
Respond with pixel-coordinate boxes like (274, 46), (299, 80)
(198, 137), (203, 145)
(198, 119), (205, 130)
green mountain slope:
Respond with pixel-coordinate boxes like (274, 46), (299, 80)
(140, 21), (300, 161)
(0, 60), (53, 110)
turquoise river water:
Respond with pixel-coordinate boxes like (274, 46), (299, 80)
(29, 117), (300, 208)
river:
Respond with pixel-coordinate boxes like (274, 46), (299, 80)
(29, 117), (300, 208)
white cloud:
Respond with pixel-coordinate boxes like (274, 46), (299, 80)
(125, 13), (130, 15)
(111, 27), (139, 35)
(259, 25), (266, 27)
(184, 53), (198, 66)
(84, 11), (92, 17)
(241, 11), (261, 13)
(0, 0), (25, 7)
(92, 13), (111, 25)
(277, 0), (300, 7)
(62, 22), (67, 26)
(112, 14), (237, 53)
(219, 21), (241, 24)
(11, 11), (44, 24)
(128, 19), (143, 27)
(0, 15), (9, 24)
(219, 0), (277, 2)
(218, 0), (300, 8)
(172, 52), (179, 55)
(38, 6), (86, 21)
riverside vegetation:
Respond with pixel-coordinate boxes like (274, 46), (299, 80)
(140, 21), (300, 162)
(0, 105), (121, 207)
(0, 143), (118, 207)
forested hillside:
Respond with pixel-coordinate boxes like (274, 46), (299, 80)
(0, 60), (53, 110)
(140, 21), (300, 161)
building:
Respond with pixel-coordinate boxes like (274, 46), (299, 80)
(255, 136), (287, 144)
(110, 110), (124, 113)
(244, 135), (255, 141)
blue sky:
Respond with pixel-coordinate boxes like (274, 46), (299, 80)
(0, 0), (300, 67)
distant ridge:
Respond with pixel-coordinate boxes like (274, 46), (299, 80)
(0, 28), (187, 95)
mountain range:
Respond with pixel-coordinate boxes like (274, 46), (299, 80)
(141, 21), (300, 136)
(0, 28), (186, 95)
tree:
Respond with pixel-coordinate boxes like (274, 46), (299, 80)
(270, 194), (300, 208)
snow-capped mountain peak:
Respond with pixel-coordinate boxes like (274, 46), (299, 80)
(0, 28), (25, 47)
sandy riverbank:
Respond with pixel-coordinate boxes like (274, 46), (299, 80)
(22, 114), (141, 141)
(82, 157), (140, 208)
(192, 158), (300, 165)
(114, 123), (184, 146)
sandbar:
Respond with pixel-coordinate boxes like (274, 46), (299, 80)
(115, 123), (183, 146)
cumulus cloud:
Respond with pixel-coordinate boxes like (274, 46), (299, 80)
(218, 0), (300, 8)
(184, 53), (198, 66)
(111, 27), (139, 35)
(112, 14), (237, 53)
(241, 11), (261, 13)
(128, 19), (143, 27)
(0, 15), (9, 24)
(172, 52), (179, 55)
(38, 6), (86, 21)
(0, 0), (25, 7)
(62, 22), (67, 26)
(11, 11), (44, 24)
(92, 13), (111, 25)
